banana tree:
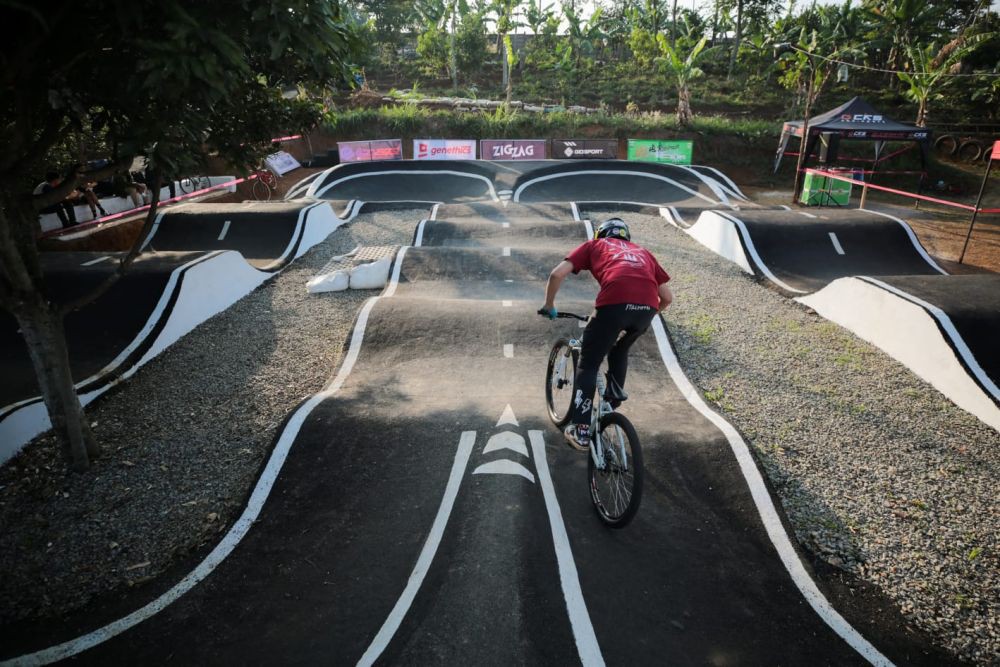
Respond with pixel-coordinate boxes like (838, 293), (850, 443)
(898, 34), (990, 126)
(655, 34), (712, 125)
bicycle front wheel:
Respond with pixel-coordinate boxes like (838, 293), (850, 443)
(545, 338), (577, 427)
(589, 412), (643, 528)
(251, 178), (272, 201)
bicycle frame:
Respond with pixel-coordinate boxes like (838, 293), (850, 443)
(565, 336), (627, 473)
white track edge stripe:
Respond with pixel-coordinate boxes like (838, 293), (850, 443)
(356, 431), (475, 666)
(859, 208), (948, 275)
(528, 430), (605, 667)
(3, 248), (413, 666)
(715, 211), (809, 294)
(512, 170), (716, 205)
(650, 318), (892, 667)
(856, 276), (1000, 400)
(314, 170), (499, 202)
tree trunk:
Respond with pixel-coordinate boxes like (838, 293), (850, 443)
(14, 298), (97, 470)
(727, 0), (743, 79)
(677, 84), (693, 125)
(449, 2), (458, 90)
(916, 98), (927, 127)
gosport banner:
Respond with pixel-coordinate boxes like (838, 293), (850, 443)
(413, 139), (477, 160)
(627, 139), (693, 165)
(480, 139), (547, 160)
(552, 139), (618, 159)
(338, 139), (403, 162)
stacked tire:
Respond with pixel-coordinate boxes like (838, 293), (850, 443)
(935, 134), (993, 164)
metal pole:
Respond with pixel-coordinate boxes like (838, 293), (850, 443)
(792, 56), (815, 205)
(959, 157), (993, 264)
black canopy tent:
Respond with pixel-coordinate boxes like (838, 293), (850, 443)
(774, 96), (932, 173)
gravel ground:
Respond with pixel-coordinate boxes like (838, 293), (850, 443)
(2, 205), (997, 663)
(0, 208), (424, 625)
(611, 210), (999, 664)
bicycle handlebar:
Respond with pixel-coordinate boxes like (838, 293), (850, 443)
(537, 308), (589, 322)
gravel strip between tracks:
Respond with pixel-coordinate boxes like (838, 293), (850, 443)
(0, 208), (425, 627)
(613, 210), (998, 665)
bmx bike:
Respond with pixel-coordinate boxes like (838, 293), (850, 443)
(539, 310), (644, 528)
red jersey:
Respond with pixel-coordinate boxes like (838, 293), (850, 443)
(565, 238), (670, 308)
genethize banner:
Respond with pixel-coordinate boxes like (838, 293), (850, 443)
(413, 139), (477, 160)
(338, 139), (403, 162)
(480, 139), (547, 160)
(552, 139), (618, 159)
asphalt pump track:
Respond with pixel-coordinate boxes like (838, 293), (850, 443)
(3, 203), (950, 665)
(0, 201), (344, 462)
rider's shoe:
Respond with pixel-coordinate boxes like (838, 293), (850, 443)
(563, 423), (591, 451)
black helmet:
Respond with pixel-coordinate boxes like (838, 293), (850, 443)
(595, 218), (630, 241)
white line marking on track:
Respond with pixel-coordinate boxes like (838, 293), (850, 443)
(7, 250), (413, 663)
(857, 276), (1000, 400)
(860, 208), (948, 275)
(503, 344), (514, 358)
(502, 247), (511, 256)
(649, 319), (893, 666)
(357, 431), (476, 666)
(715, 212), (809, 294)
(414, 219), (427, 247)
(582, 219), (594, 239)
(315, 170), (500, 202)
(483, 430), (527, 456)
(217, 220), (231, 241)
(496, 404), (519, 427)
(570, 202), (581, 221)
(798, 211), (818, 219)
(80, 255), (112, 266)
(829, 232), (845, 255)
(502, 300), (512, 307)
(504, 279), (514, 283)
(472, 460), (535, 483)
(779, 205), (792, 211)
(514, 170), (717, 205)
(528, 431), (604, 666)
(430, 203), (439, 221)
(502, 222), (510, 228)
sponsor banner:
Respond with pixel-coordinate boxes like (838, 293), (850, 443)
(265, 150), (301, 176)
(481, 139), (547, 160)
(627, 139), (693, 165)
(993, 140), (1000, 161)
(337, 139), (403, 163)
(413, 139), (477, 160)
(552, 139), (618, 159)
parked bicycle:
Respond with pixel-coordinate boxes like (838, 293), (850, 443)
(540, 310), (644, 528)
(177, 174), (211, 195)
(250, 166), (278, 201)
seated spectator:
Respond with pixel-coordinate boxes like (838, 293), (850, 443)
(33, 171), (78, 228)
(113, 172), (149, 208)
(75, 179), (107, 219)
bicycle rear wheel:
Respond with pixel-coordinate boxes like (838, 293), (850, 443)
(589, 412), (643, 528)
(545, 338), (576, 427)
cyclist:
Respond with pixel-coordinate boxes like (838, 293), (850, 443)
(541, 218), (672, 450)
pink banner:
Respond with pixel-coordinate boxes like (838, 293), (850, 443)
(338, 139), (403, 162)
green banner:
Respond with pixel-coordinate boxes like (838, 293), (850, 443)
(627, 139), (693, 164)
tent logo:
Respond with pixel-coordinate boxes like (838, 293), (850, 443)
(841, 114), (885, 123)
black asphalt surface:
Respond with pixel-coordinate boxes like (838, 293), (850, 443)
(144, 201), (327, 270)
(7, 201), (953, 665)
(0, 251), (216, 414)
(513, 161), (719, 206)
(859, 274), (1000, 401)
(719, 209), (945, 293)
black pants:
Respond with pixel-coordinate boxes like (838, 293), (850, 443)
(40, 201), (77, 227)
(571, 303), (657, 426)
